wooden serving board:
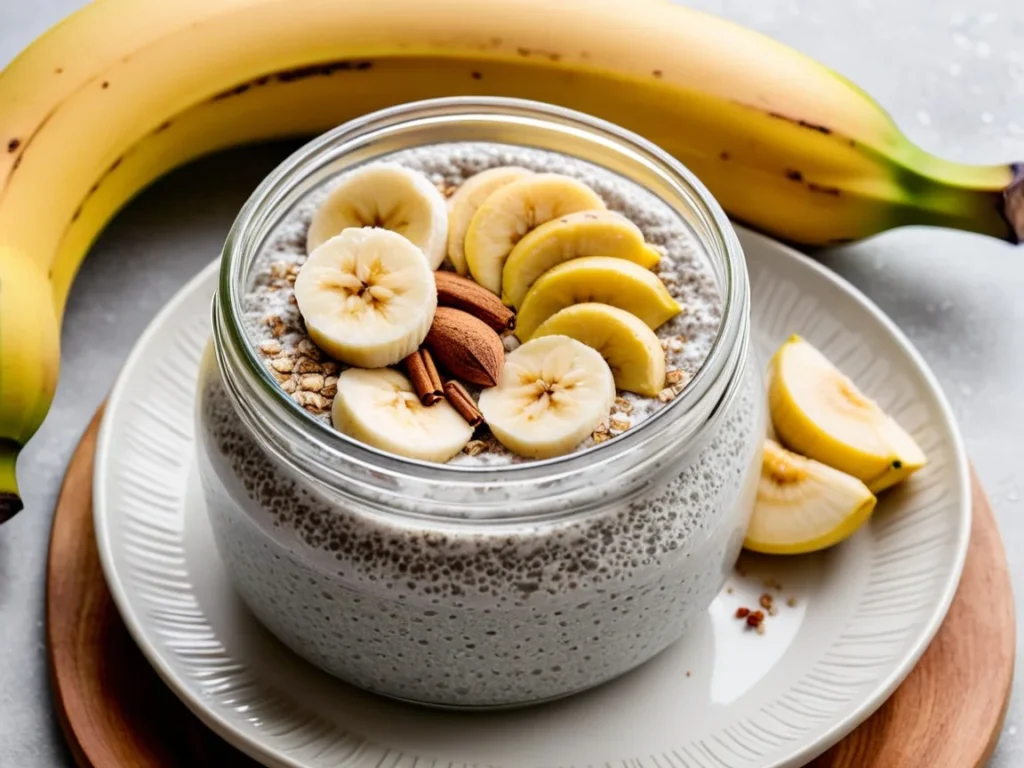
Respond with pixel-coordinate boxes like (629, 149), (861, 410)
(47, 410), (1015, 768)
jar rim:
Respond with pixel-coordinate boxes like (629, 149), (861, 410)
(216, 96), (748, 492)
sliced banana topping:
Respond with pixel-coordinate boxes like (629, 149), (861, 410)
(769, 335), (927, 492)
(307, 162), (449, 269)
(447, 166), (533, 276)
(464, 173), (606, 295)
(332, 368), (473, 463)
(478, 335), (615, 459)
(515, 256), (682, 341)
(294, 228), (437, 368)
(502, 209), (661, 308)
(744, 440), (877, 555)
(532, 303), (666, 396)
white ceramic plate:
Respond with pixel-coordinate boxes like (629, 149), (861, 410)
(94, 228), (970, 768)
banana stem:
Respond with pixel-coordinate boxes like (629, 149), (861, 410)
(1003, 164), (1024, 243)
(0, 440), (23, 523)
(896, 151), (1024, 243)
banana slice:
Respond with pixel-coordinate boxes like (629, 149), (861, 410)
(502, 210), (661, 308)
(532, 303), (666, 396)
(479, 335), (616, 459)
(465, 173), (606, 295)
(769, 335), (927, 492)
(515, 256), (682, 341)
(447, 166), (533, 276)
(744, 440), (877, 555)
(332, 368), (473, 463)
(294, 228), (437, 368)
(307, 162), (448, 269)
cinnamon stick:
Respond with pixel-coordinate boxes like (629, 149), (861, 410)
(419, 348), (444, 399)
(444, 380), (484, 428)
(404, 348), (443, 405)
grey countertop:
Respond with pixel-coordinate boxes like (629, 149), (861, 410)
(1, 1), (1022, 765)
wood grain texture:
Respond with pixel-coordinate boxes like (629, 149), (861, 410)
(811, 467), (1016, 768)
(47, 412), (1014, 768)
(46, 409), (258, 768)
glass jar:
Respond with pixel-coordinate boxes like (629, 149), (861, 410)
(196, 97), (764, 708)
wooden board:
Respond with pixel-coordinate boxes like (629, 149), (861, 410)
(47, 410), (1015, 768)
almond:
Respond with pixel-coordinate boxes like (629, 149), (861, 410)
(425, 307), (504, 387)
(435, 271), (516, 333)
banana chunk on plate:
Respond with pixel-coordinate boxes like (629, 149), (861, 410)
(332, 368), (473, 463)
(465, 173), (606, 295)
(306, 162), (449, 269)
(479, 335), (616, 459)
(294, 227), (437, 368)
(769, 335), (927, 493)
(744, 439), (877, 555)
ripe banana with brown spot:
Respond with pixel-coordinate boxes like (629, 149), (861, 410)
(1, 0), (1021, 520)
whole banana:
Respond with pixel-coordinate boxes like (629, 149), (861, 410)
(0, 0), (1020, 521)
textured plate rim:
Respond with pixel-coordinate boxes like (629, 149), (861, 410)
(740, 229), (971, 765)
(92, 226), (971, 768)
(91, 264), (285, 763)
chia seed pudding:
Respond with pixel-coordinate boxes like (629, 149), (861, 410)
(243, 142), (722, 465)
(196, 99), (764, 708)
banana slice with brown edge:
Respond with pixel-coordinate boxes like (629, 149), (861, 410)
(447, 166), (534, 276)
(502, 209), (660, 308)
(464, 174), (606, 295)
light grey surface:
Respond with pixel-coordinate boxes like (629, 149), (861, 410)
(0, 1), (1021, 766)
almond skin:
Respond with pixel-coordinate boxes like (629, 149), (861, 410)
(435, 271), (516, 333)
(425, 307), (505, 387)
